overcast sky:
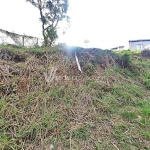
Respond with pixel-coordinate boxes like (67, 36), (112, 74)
(1, 0), (150, 49)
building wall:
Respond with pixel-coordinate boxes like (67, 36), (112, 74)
(0, 29), (43, 47)
(129, 40), (150, 51)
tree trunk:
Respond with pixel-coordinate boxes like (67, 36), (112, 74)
(38, 0), (48, 46)
(42, 25), (48, 46)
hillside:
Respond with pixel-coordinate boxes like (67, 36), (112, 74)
(0, 45), (150, 150)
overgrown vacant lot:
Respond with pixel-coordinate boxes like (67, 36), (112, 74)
(0, 45), (150, 150)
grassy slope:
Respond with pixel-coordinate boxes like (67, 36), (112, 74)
(0, 45), (150, 150)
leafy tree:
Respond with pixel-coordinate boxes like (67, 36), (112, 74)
(26, 0), (69, 46)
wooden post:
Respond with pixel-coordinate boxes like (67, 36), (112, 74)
(22, 36), (24, 47)
(37, 38), (38, 46)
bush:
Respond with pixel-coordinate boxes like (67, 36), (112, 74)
(141, 49), (150, 59)
(115, 53), (131, 69)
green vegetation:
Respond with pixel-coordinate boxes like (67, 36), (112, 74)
(26, 0), (69, 46)
(0, 45), (150, 149)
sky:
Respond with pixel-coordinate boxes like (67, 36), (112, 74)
(1, 0), (150, 49)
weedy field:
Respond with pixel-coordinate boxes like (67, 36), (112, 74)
(0, 45), (150, 150)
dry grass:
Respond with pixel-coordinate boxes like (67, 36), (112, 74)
(0, 46), (150, 150)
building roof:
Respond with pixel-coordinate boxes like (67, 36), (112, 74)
(118, 46), (124, 48)
(111, 47), (118, 49)
(111, 46), (124, 49)
(129, 39), (150, 42)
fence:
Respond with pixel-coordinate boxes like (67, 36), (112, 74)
(0, 29), (43, 48)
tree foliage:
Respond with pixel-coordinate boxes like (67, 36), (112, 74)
(26, 0), (69, 46)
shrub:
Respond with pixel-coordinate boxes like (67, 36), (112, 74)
(115, 53), (131, 68)
(141, 49), (150, 59)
